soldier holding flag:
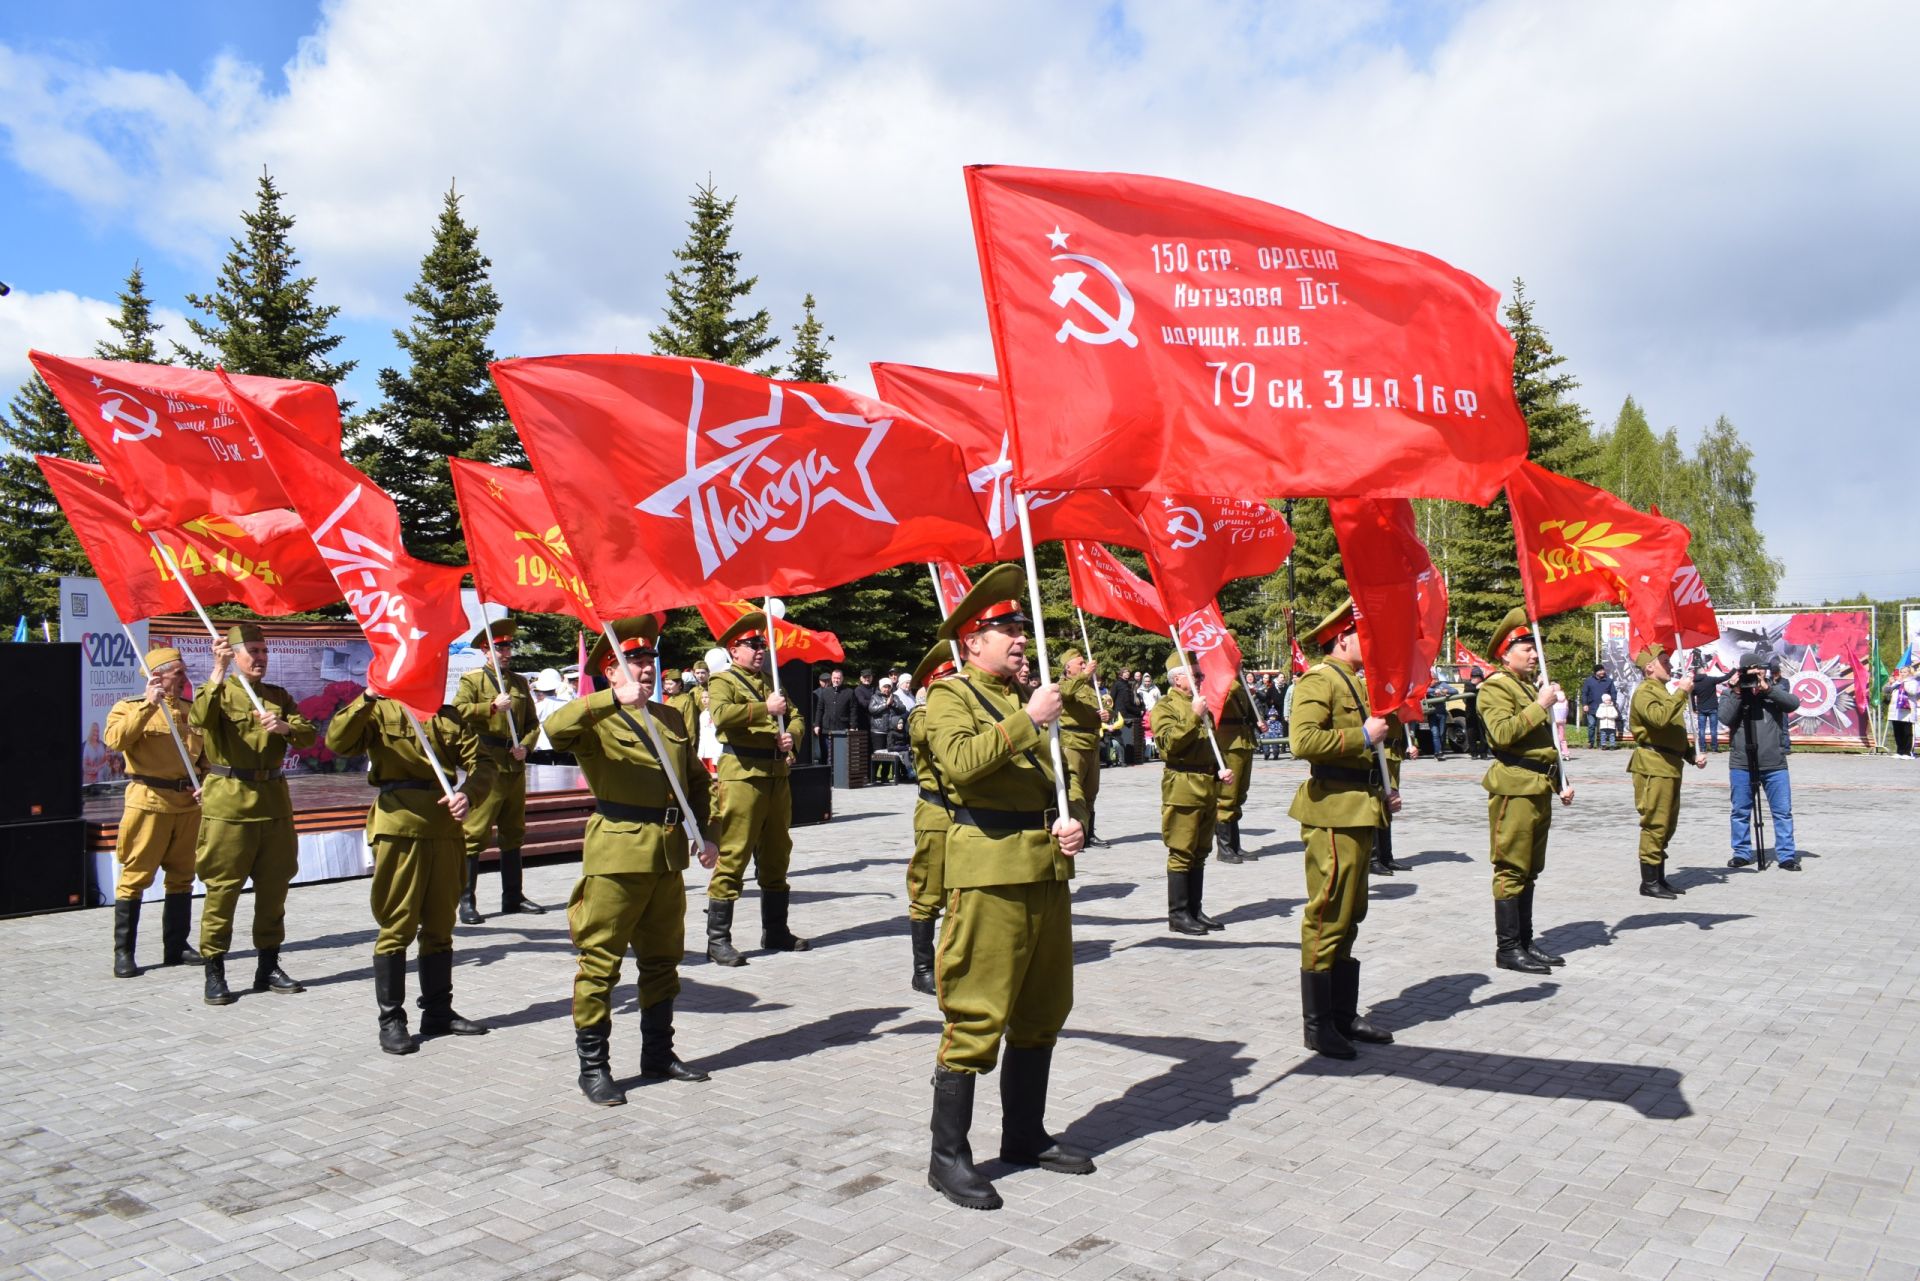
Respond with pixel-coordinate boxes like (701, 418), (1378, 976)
(1057, 650), (1106, 847)
(1212, 673), (1259, 862)
(1152, 651), (1231, 935)
(456, 618), (545, 922)
(903, 640), (957, 995)
(1627, 641), (1706, 898)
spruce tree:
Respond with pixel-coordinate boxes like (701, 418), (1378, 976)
(177, 170), (355, 387)
(0, 377), (91, 622)
(785, 294), (837, 383)
(359, 185), (517, 564)
(97, 262), (167, 364)
(1689, 416), (1782, 606)
(649, 180), (778, 372)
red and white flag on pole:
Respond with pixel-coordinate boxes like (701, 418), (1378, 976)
(220, 374), (469, 718)
(964, 165), (1528, 501)
(449, 457), (599, 625)
(930, 560), (974, 617)
(491, 355), (994, 615)
(1122, 492), (1293, 621)
(1174, 600), (1243, 721)
(1328, 497), (1448, 718)
(1063, 540), (1167, 634)
(696, 600), (845, 663)
(1506, 462), (1693, 640)
(31, 353), (343, 526)
(869, 362), (1146, 555)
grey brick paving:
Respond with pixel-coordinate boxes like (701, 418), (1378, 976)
(2, 752), (1915, 1280)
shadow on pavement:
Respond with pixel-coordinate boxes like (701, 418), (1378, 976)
(1283, 1044), (1692, 1119)
(1403, 850), (1474, 867)
(1215, 895), (1303, 925)
(1041, 1028), (1261, 1158)
(1074, 882), (1138, 903)
(792, 855), (908, 877)
(1369, 971), (1559, 1035)
(1535, 910), (1753, 956)
(1369, 883), (1418, 900)
(697, 1004), (912, 1073)
(1125, 935), (1299, 953)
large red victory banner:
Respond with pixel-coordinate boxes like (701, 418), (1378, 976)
(1329, 497), (1448, 717)
(1123, 492), (1293, 620)
(449, 457), (597, 624)
(491, 355), (994, 616)
(1506, 462), (1692, 639)
(1064, 540), (1167, 635)
(965, 165), (1528, 502)
(696, 600), (845, 663)
(31, 353), (343, 526)
(222, 376), (469, 718)
(37, 455), (341, 621)
(1175, 600), (1243, 722)
(869, 362), (1145, 555)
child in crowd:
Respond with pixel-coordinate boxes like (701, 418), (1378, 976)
(1596, 692), (1620, 748)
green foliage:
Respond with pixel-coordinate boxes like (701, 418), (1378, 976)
(97, 262), (167, 365)
(176, 170), (355, 389)
(355, 185), (517, 564)
(785, 293), (837, 383)
(1677, 416), (1782, 606)
(0, 376), (91, 621)
(648, 181), (778, 372)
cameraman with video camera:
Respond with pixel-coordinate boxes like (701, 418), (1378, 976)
(1718, 651), (1800, 871)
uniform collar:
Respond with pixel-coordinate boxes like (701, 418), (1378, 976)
(963, 662), (1015, 694)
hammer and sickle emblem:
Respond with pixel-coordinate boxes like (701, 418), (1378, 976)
(98, 393), (162, 444)
(1049, 253), (1138, 348)
(1165, 505), (1206, 550)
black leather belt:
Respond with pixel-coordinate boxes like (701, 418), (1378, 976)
(1492, 751), (1554, 776)
(948, 804), (1057, 833)
(479, 733), (515, 750)
(1310, 763), (1380, 787)
(127, 773), (194, 792)
(208, 764), (283, 782)
(378, 779), (436, 795)
(1164, 762), (1214, 774)
(721, 743), (778, 761)
(594, 799), (680, 827)
(916, 788), (946, 808)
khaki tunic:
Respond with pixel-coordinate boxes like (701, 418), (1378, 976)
(924, 666), (1084, 1074)
(1059, 673), (1103, 823)
(1628, 679), (1692, 865)
(325, 695), (492, 955)
(1149, 687), (1219, 872)
(906, 704), (949, 921)
(104, 695), (205, 898)
(546, 691), (709, 1024)
(1287, 659), (1387, 970)
(455, 667), (539, 858)
(1214, 680), (1258, 825)
(705, 665), (806, 901)
(1478, 671), (1559, 899)
(190, 675), (315, 957)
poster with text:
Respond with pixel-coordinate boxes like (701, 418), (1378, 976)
(59, 578), (149, 788)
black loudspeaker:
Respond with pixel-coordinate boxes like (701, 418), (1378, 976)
(0, 819), (87, 917)
(0, 643), (81, 822)
(790, 764), (832, 826)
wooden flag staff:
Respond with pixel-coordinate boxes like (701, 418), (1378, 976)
(1013, 492), (1072, 820)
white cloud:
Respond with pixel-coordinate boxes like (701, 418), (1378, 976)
(1, 0), (1914, 597)
(0, 289), (187, 395)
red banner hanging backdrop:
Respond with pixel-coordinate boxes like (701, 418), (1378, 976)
(696, 600), (845, 663)
(1064, 540), (1168, 634)
(869, 362), (1145, 556)
(1123, 493), (1292, 621)
(31, 352), (344, 526)
(492, 355), (994, 616)
(1329, 497), (1448, 718)
(449, 457), (598, 625)
(1175, 600), (1243, 722)
(965, 165), (1528, 502)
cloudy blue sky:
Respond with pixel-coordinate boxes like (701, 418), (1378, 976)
(2, 0), (1913, 605)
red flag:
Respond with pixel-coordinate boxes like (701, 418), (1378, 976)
(1291, 636), (1310, 675)
(1453, 640), (1492, 678)
(36, 455), (341, 622)
(1123, 492), (1293, 621)
(1506, 462), (1693, 630)
(696, 600), (845, 663)
(1064, 540), (1168, 634)
(930, 560), (974, 618)
(1645, 507), (1719, 649)
(492, 355), (994, 615)
(449, 457), (598, 625)
(1329, 497), (1449, 717)
(30, 353), (344, 526)
(1175, 600), (1242, 721)
(220, 375), (469, 718)
(964, 165), (1528, 502)
(869, 362), (1146, 555)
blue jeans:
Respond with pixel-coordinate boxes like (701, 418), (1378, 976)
(1695, 711), (1720, 751)
(1729, 768), (1795, 864)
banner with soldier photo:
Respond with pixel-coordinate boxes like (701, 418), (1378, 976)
(1597, 608), (1875, 748)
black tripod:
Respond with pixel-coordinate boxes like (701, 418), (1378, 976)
(1740, 690), (1769, 870)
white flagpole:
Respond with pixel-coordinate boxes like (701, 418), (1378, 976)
(401, 705), (462, 807)
(1166, 624), (1229, 771)
(762, 598), (783, 702)
(147, 532), (267, 716)
(1013, 492), (1072, 820)
(1075, 606), (1110, 708)
(483, 631), (521, 742)
(122, 622), (199, 789)
(600, 623), (707, 848)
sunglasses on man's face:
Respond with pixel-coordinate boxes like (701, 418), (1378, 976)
(625, 649), (658, 663)
(736, 637), (768, 651)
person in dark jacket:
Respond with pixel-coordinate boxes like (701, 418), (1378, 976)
(1719, 652), (1799, 870)
(1579, 665), (1618, 748)
(812, 667), (855, 765)
(1111, 669), (1143, 765)
(1689, 664), (1727, 752)
(869, 678), (900, 783)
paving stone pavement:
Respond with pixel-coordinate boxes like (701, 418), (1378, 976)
(3, 750), (1917, 1281)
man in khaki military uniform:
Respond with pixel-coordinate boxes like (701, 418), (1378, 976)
(104, 646), (207, 977)
(922, 565), (1091, 1212)
(1058, 650), (1105, 848)
(1479, 608), (1575, 974)
(326, 686), (493, 1054)
(704, 611), (808, 966)
(1152, 652), (1232, 935)
(1287, 599), (1398, 1059)
(904, 640), (958, 996)
(1212, 675), (1258, 862)
(456, 619), (545, 923)
(191, 623), (317, 1006)
(547, 617), (718, 1106)
(1628, 642), (1706, 899)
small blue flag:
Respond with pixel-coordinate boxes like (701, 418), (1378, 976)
(10, 616), (25, 643)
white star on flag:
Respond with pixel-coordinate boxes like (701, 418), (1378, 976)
(1046, 226), (1069, 249)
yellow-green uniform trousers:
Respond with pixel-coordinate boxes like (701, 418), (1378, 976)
(1059, 673), (1103, 828)
(924, 667), (1085, 1075)
(104, 695), (205, 899)
(1150, 687), (1220, 871)
(1287, 660), (1387, 971)
(1214, 680), (1258, 827)
(1628, 679), (1692, 865)
(705, 665), (805, 901)
(906, 704), (948, 922)
(544, 691), (710, 1027)
(1478, 671), (1560, 900)
(325, 695), (492, 956)
(190, 676), (314, 958)
(455, 667), (539, 860)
